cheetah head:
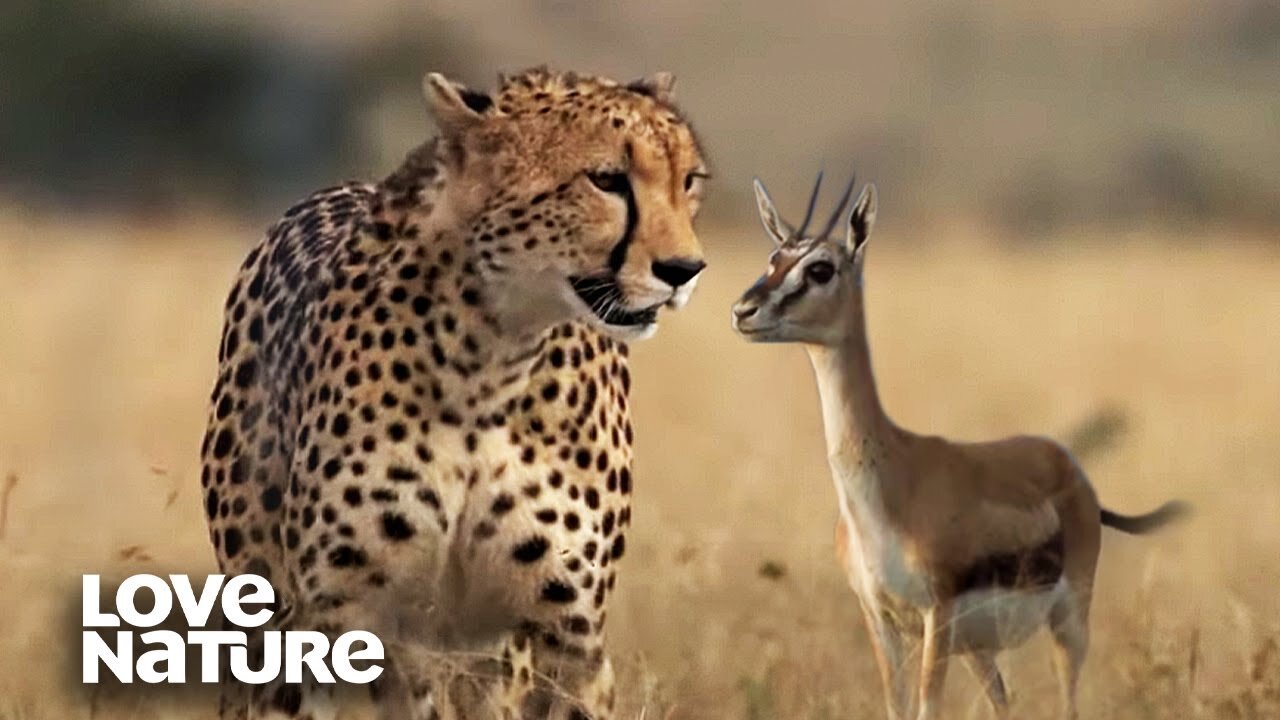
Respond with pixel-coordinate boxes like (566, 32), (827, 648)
(423, 67), (708, 342)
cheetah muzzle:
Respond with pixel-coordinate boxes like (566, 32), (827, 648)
(569, 274), (662, 329)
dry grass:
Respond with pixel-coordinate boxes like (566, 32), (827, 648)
(1, 212), (1278, 718)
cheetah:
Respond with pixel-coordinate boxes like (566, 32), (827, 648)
(200, 67), (708, 720)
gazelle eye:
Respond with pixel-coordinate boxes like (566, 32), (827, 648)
(587, 171), (630, 195)
(684, 171), (708, 193)
(806, 261), (835, 284)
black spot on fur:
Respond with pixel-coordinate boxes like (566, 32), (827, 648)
(212, 429), (234, 459)
(261, 485), (282, 511)
(391, 362), (411, 382)
(491, 494), (515, 515)
(541, 580), (578, 603)
(387, 465), (419, 482)
(382, 512), (415, 541)
(563, 614), (591, 635)
(370, 489), (398, 503)
(332, 414), (350, 437)
(328, 545), (369, 568)
(223, 527), (244, 558)
(416, 487), (441, 508)
(512, 536), (550, 563)
(229, 456), (250, 484)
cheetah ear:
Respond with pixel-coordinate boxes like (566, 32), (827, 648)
(422, 72), (491, 133)
(626, 72), (676, 103)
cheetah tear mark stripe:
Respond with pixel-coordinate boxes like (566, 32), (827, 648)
(606, 144), (639, 274)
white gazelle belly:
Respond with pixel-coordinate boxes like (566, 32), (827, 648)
(950, 578), (1068, 651)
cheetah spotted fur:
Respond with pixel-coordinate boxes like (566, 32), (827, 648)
(200, 67), (707, 720)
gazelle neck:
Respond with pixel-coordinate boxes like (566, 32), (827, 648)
(804, 275), (894, 469)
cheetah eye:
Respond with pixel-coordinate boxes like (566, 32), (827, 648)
(684, 171), (709, 193)
(805, 261), (836, 284)
(587, 171), (630, 196)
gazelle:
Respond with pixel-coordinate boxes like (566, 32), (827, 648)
(730, 172), (1188, 720)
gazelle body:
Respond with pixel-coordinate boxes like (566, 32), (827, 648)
(731, 173), (1187, 720)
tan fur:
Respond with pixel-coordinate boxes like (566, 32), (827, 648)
(735, 175), (1179, 720)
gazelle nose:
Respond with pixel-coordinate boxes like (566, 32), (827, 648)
(732, 301), (759, 320)
(651, 257), (706, 288)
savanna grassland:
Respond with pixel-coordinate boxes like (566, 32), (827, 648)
(1, 213), (1278, 719)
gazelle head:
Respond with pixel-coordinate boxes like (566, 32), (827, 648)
(732, 172), (878, 345)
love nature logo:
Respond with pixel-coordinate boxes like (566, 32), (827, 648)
(81, 574), (384, 684)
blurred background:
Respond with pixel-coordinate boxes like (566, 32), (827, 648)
(1, 1), (1278, 718)
(4, 0), (1279, 230)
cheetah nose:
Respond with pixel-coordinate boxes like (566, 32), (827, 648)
(651, 257), (706, 288)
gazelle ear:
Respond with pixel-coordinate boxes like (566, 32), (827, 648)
(626, 72), (676, 103)
(845, 183), (878, 257)
(422, 72), (491, 134)
(753, 178), (789, 246)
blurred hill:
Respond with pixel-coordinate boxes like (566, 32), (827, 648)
(0, 0), (476, 215)
(2, 0), (1278, 232)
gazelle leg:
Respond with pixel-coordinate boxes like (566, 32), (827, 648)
(1049, 593), (1088, 720)
(962, 651), (1009, 719)
(859, 604), (910, 720)
(916, 601), (953, 720)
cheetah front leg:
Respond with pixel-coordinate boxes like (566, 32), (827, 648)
(549, 652), (614, 720)
(495, 632), (538, 719)
(246, 681), (337, 720)
(216, 611), (336, 720)
(379, 637), (523, 720)
(236, 630), (339, 720)
(369, 656), (438, 720)
(218, 651), (337, 720)
(513, 635), (614, 720)
(410, 631), (577, 720)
